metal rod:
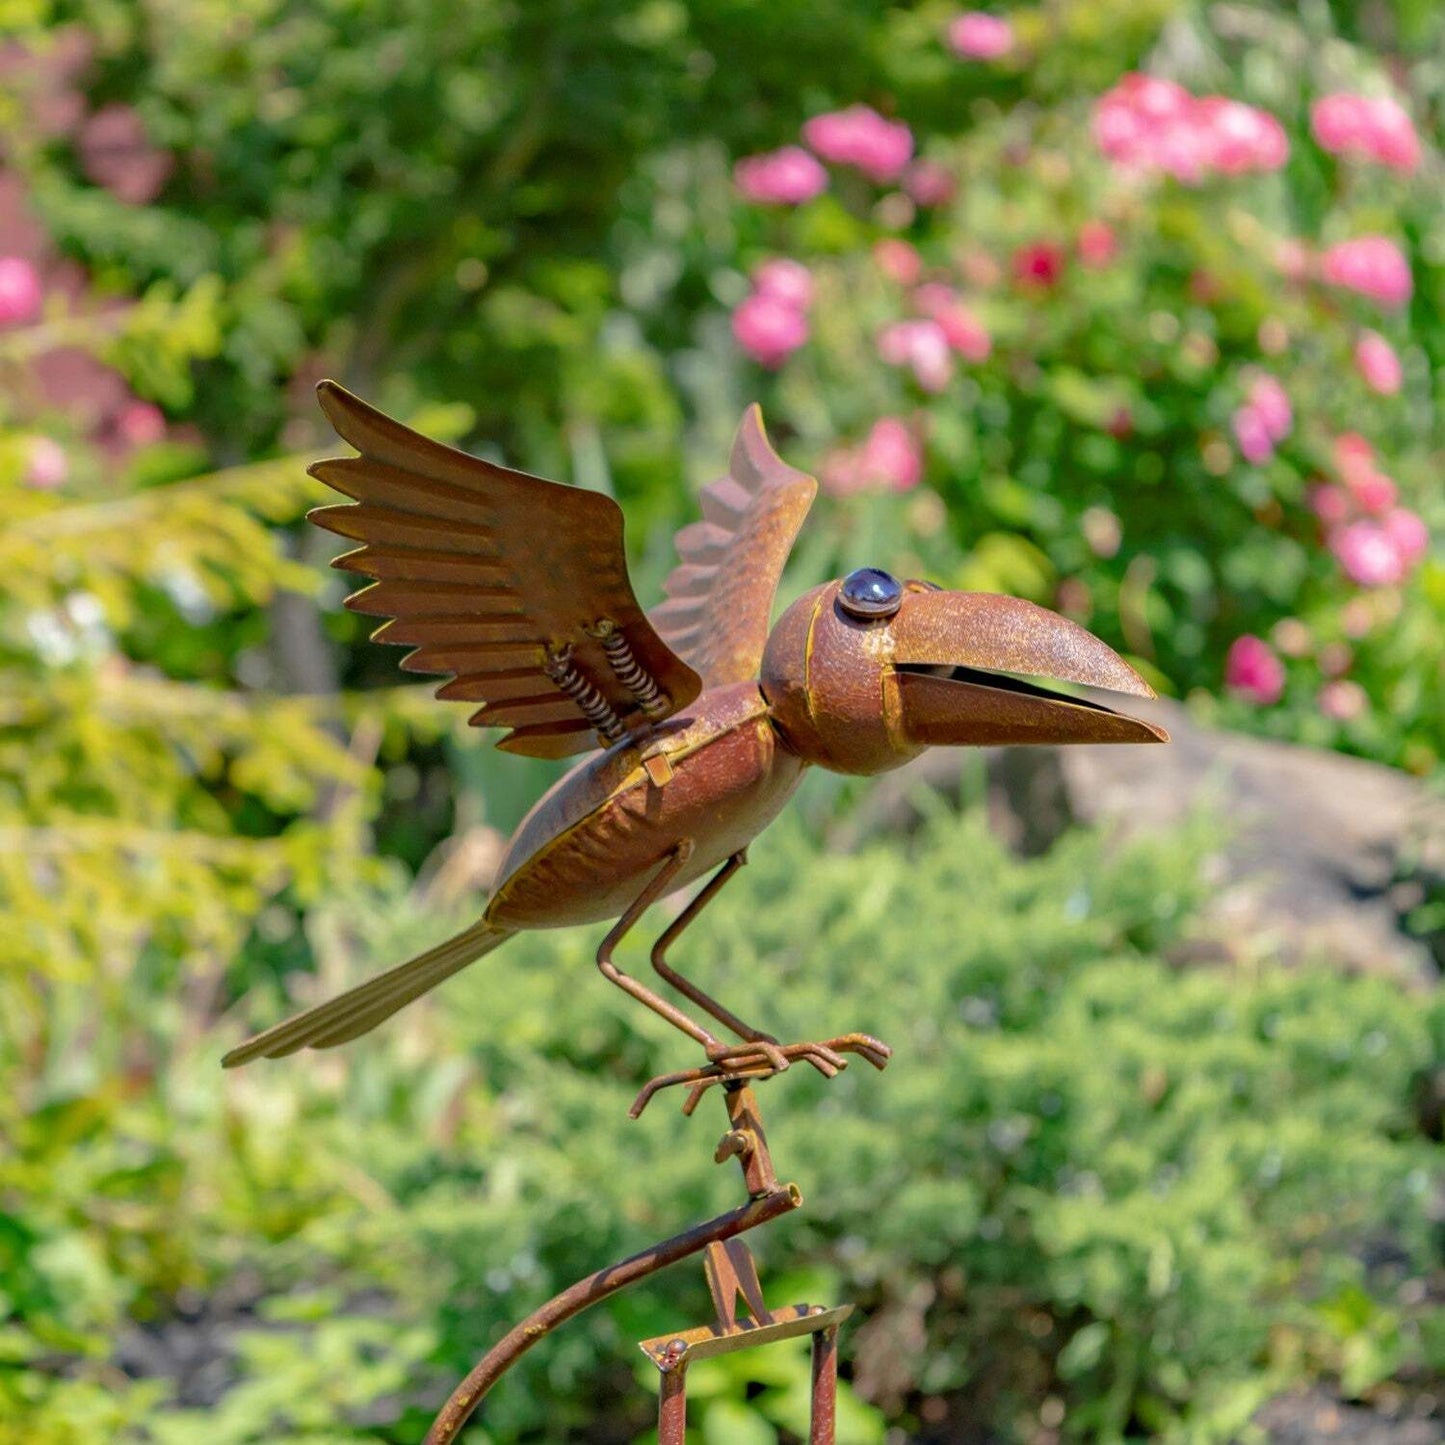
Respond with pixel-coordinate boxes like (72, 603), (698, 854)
(422, 1184), (801, 1445)
(657, 1359), (690, 1445)
(810, 1324), (840, 1445)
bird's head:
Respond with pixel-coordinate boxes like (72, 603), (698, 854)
(759, 567), (1168, 774)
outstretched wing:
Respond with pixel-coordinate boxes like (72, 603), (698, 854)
(650, 406), (816, 688)
(308, 382), (702, 759)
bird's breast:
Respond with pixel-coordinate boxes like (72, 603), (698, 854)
(485, 681), (805, 931)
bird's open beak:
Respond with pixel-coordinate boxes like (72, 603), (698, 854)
(888, 590), (1169, 747)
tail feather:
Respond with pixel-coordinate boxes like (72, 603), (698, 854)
(222, 921), (509, 1067)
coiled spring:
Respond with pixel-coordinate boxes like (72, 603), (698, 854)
(544, 647), (624, 742)
(595, 620), (670, 718)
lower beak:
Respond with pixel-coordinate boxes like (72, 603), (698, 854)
(890, 591), (1169, 748)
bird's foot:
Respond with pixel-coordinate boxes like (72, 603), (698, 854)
(629, 1032), (892, 1118)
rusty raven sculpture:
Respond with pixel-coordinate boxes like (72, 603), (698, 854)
(224, 383), (1167, 1109)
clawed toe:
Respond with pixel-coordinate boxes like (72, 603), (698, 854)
(628, 1028), (892, 1117)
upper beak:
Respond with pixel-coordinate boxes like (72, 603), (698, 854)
(889, 590), (1169, 747)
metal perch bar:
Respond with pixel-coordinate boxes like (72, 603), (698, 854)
(423, 1085), (798, 1444)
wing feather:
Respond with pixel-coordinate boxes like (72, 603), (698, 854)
(651, 405), (815, 688)
(308, 382), (701, 756)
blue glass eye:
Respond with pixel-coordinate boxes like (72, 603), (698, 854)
(838, 567), (903, 619)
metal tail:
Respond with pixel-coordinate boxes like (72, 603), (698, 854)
(221, 921), (510, 1067)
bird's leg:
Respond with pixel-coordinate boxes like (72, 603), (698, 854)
(650, 851), (849, 1080)
(595, 841), (729, 1055)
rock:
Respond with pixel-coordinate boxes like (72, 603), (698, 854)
(846, 698), (1444, 983)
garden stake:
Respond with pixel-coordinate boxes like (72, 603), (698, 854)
(221, 383), (1170, 1442)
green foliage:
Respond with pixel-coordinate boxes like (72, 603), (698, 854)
(5, 808), (1440, 1441)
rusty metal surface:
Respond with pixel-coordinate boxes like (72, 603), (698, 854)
(640, 1302), (853, 1367)
(228, 386), (1165, 1083)
(651, 404), (817, 689)
(308, 380), (702, 758)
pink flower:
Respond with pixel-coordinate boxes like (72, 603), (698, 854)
(859, 417), (923, 490)
(78, 103), (174, 205)
(734, 146), (828, 205)
(1318, 679), (1367, 722)
(803, 105), (914, 183)
(1382, 507), (1429, 567)
(1224, 635), (1285, 705)
(1311, 93), (1420, 173)
(1320, 236), (1412, 309)
(1349, 470), (1398, 515)
(1077, 220), (1118, 268)
(1012, 240), (1066, 289)
(117, 400), (166, 447)
(1309, 484), (1350, 526)
(24, 436), (68, 489)
(914, 284), (991, 361)
(1332, 432), (1375, 479)
(1093, 75), (1288, 183)
(1246, 374), (1291, 442)
(752, 258), (815, 311)
(1354, 330), (1402, 394)
(903, 160), (955, 207)
(1330, 520), (1404, 587)
(873, 239), (923, 286)
(877, 319), (953, 392)
(1197, 97), (1289, 174)
(1232, 405), (1275, 464)
(731, 292), (808, 367)
(947, 12), (1014, 60)
(0, 255), (42, 326)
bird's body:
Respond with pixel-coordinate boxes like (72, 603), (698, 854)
(223, 381), (1167, 1107)
(488, 680), (801, 931)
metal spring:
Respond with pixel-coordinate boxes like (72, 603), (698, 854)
(544, 646), (625, 742)
(595, 621), (670, 718)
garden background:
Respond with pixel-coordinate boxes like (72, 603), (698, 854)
(3, 1), (1444, 1441)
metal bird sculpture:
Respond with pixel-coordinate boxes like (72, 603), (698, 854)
(224, 383), (1167, 1111)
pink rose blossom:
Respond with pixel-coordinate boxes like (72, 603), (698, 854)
(860, 417), (923, 490)
(1224, 634), (1285, 705)
(1232, 405), (1275, 464)
(1311, 93), (1420, 173)
(731, 291), (808, 368)
(803, 105), (914, 183)
(1093, 74), (1288, 183)
(1354, 330), (1402, 394)
(1350, 471), (1398, 514)
(752, 258), (815, 311)
(1197, 97), (1289, 174)
(1320, 236), (1412, 309)
(1077, 220), (1118, 268)
(1333, 432), (1375, 479)
(947, 12), (1014, 60)
(734, 146), (828, 205)
(117, 400), (166, 447)
(1246, 374), (1291, 442)
(877, 318), (954, 392)
(1382, 507), (1429, 567)
(1318, 679), (1367, 722)
(1012, 240), (1066, 289)
(1309, 484), (1350, 526)
(24, 436), (68, 489)
(78, 103), (174, 204)
(1330, 520), (1404, 587)
(0, 255), (42, 326)
(914, 284), (991, 361)
(903, 160), (955, 207)
(873, 238), (923, 286)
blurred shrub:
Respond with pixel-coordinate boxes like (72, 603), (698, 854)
(5, 807), (1441, 1442)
